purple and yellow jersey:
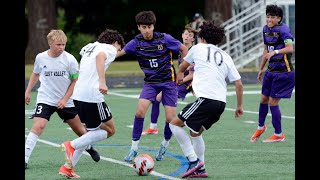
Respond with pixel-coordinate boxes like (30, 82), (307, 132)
(263, 23), (294, 72)
(124, 32), (181, 83)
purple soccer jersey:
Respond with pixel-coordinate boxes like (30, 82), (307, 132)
(263, 23), (294, 72)
(124, 32), (181, 84)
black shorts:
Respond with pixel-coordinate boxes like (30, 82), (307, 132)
(32, 103), (77, 122)
(177, 97), (226, 133)
(73, 100), (113, 130)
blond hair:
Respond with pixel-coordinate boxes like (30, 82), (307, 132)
(47, 29), (67, 45)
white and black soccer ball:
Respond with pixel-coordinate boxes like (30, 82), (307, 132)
(133, 154), (155, 176)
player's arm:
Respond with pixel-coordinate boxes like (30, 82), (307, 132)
(179, 43), (188, 63)
(257, 46), (269, 83)
(182, 66), (194, 83)
(177, 60), (191, 84)
(58, 76), (78, 109)
(116, 49), (126, 58)
(276, 39), (294, 55)
(234, 79), (243, 119)
(96, 52), (108, 94)
(25, 72), (40, 105)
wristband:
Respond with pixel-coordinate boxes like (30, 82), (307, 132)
(275, 50), (279, 54)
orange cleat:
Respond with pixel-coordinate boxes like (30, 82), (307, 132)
(250, 124), (267, 142)
(58, 165), (80, 179)
(142, 128), (158, 135)
(263, 134), (285, 143)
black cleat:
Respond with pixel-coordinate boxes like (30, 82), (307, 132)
(25, 162), (28, 169)
(86, 146), (100, 162)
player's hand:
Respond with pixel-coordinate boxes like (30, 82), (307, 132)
(99, 84), (108, 95)
(235, 107), (243, 119)
(25, 93), (30, 105)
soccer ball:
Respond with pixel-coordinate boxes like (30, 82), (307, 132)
(133, 154), (155, 176)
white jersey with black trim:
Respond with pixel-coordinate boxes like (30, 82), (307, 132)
(33, 50), (79, 107)
(72, 42), (117, 103)
(184, 43), (241, 103)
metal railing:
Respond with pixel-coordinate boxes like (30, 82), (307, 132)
(219, 0), (266, 69)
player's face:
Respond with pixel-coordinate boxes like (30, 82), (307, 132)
(182, 30), (195, 45)
(138, 24), (154, 40)
(266, 14), (281, 28)
(49, 40), (66, 57)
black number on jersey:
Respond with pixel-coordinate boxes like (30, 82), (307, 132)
(84, 45), (97, 57)
(207, 47), (223, 66)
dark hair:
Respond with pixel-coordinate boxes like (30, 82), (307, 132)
(135, 10), (156, 26)
(97, 28), (125, 49)
(198, 20), (225, 45)
(266, 4), (283, 23)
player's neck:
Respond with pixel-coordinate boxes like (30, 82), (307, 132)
(48, 50), (62, 58)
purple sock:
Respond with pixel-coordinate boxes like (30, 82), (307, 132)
(151, 100), (160, 124)
(164, 122), (172, 140)
(270, 105), (282, 134)
(132, 116), (144, 141)
(258, 103), (269, 127)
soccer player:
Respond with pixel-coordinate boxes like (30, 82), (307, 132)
(169, 20), (243, 178)
(250, 4), (295, 143)
(24, 29), (100, 170)
(141, 24), (198, 161)
(116, 10), (188, 163)
(58, 28), (125, 178)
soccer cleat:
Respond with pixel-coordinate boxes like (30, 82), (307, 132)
(142, 127), (159, 135)
(58, 165), (80, 179)
(86, 146), (100, 162)
(155, 144), (167, 161)
(61, 141), (75, 167)
(25, 162), (28, 170)
(250, 124), (267, 142)
(182, 159), (204, 178)
(188, 169), (209, 178)
(262, 134), (285, 143)
(124, 149), (138, 163)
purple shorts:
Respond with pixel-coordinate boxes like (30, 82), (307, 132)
(140, 81), (178, 107)
(262, 71), (295, 98)
(178, 84), (190, 101)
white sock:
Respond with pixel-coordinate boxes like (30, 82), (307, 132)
(191, 135), (205, 164)
(169, 123), (197, 162)
(71, 147), (86, 168)
(71, 129), (108, 149)
(25, 132), (39, 163)
(150, 123), (157, 129)
(85, 144), (92, 150)
(161, 139), (170, 148)
(131, 140), (139, 151)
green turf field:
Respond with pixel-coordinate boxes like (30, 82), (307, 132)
(25, 85), (295, 180)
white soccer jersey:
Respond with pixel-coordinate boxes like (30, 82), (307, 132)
(33, 50), (79, 107)
(184, 43), (241, 103)
(72, 42), (117, 103)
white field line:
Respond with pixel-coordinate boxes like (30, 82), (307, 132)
(24, 134), (182, 180)
(107, 90), (295, 120)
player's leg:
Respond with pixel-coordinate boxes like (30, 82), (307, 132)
(142, 92), (162, 135)
(263, 71), (295, 142)
(124, 98), (151, 162)
(25, 103), (54, 169)
(59, 101), (111, 176)
(155, 82), (177, 161)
